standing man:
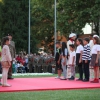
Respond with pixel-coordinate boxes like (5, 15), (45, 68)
(8, 34), (16, 79)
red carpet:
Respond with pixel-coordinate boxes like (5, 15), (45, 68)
(0, 77), (100, 92)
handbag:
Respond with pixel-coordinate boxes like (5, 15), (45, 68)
(1, 61), (10, 68)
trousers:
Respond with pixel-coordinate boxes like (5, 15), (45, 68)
(62, 65), (67, 79)
(2, 67), (9, 85)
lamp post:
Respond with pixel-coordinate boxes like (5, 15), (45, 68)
(28, 0), (31, 55)
(54, 0), (57, 56)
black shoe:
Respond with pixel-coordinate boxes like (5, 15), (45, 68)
(8, 77), (14, 80)
(60, 78), (67, 80)
(83, 79), (89, 82)
(76, 78), (83, 81)
(69, 76), (75, 80)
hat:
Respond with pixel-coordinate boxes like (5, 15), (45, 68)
(93, 35), (99, 38)
(69, 33), (76, 38)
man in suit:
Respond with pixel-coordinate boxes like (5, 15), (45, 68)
(8, 34), (16, 79)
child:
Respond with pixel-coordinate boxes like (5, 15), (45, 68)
(55, 41), (62, 79)
(90, 36), (100, 83)
(67, 33), (76, 54)
(82, 38), (91, 82)
(76, 38), (83, 81)
(68, 44), (76, 80)
(1, 36), (12, 87)
(60, 42), (67, 80)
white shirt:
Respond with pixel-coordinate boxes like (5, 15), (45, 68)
(76, 45), (83, 53)
(68, 51), (76, 65)
(89, 40), (94, 50)
(67, 40), (74, 54)
(91, 44), (100, 54)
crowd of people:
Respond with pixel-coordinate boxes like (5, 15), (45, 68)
(12, 53), (55, 74)
(0, 33), (100, 87)
(55, 33), (100, 83)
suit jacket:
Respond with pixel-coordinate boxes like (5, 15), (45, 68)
(9, 41), (16, 59)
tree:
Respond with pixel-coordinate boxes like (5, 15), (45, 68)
(57, 0), (100, 36)
(31, 0), (54, 53)
(0, 0), (37, 53)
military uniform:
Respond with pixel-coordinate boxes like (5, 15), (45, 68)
(8, 41), (16, 78)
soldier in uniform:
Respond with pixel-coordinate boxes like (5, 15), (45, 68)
(0, 41), (2, 84)
(28, 54), (33, 73)
(8, 34), (16, 79)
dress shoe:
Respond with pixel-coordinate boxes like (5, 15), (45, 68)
(76, 78), (83, 81)
(83, 79), (89, 82)
(8, 77), (14, 79)
(69, 76), (75, 80)
(60, 78), (67, 80)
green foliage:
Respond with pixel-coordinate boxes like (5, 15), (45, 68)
(0, 0), (100, 53)
(0, 0), (29, 53)
(57, 0), (100, 35)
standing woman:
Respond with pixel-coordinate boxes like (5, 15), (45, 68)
(61, 42), (68, 80)
(76, 38), (83, 81)
(1, 37), (12, 87)
(91, 36), (100, 83)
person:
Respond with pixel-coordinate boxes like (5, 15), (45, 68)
(67, 33), (76, 54)
(60, 42), (68, 80)
(1, 36), (12, 87)
(55, 41), (62, 79)
(0, 42), (2, 85)
(76, 38), (83, 81)
(89, 34), (94, 50)
(90, 36), (100, 83)
(68, 44), (76, 80)
(28, 54), (33, 73)
(82, 38), (91, 82)
(8, 34), (16, 79)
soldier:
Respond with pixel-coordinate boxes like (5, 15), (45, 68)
(0, 41), (2, 84)
(8, 34), (16, 79)
(28, 54), (33, 73)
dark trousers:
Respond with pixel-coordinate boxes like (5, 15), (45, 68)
(8, 61), (13, 78)
(78, 63), (83, 79)
(83, 60), (90, 80)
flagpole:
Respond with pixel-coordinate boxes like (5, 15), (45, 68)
(28, 0), (31, 55)
(54, 0), (57, 56)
